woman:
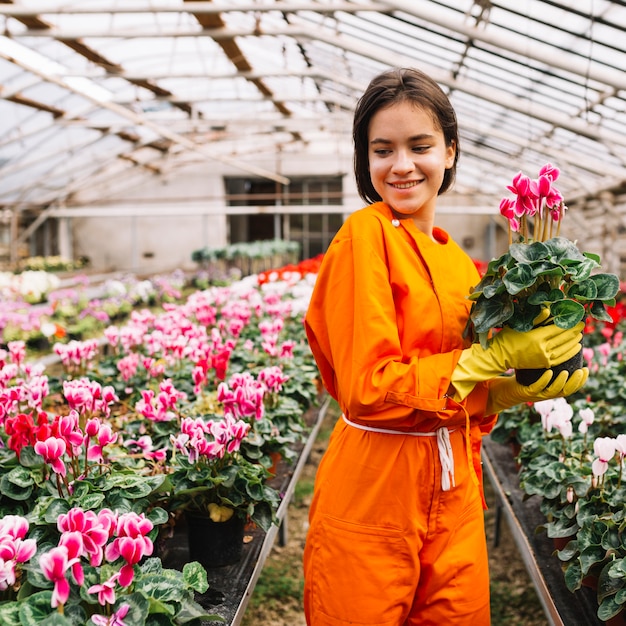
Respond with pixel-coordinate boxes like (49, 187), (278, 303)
(303, 67), (588, 626)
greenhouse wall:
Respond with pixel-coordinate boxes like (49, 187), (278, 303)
(64, 152), (497, 273)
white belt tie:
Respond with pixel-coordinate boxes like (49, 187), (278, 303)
(342, 415), (456, 491)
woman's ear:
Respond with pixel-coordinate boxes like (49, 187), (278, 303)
(445, 140), (456, 169)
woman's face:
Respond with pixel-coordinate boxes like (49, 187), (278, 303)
(368, 100), (455, 229)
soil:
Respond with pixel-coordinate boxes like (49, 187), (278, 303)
(242, 402), (550, 626)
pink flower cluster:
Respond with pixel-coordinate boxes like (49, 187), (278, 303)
(217, 372), (266, 422)
(53, 338), (100, 373)
(257, 365), (290, 395)
(499, 163), (565, 236)
(134, 378), (187, 422)
(63, 377), (118, 418)
(1, 343), (49, 425)
(0, 515), (37, 591)
(39, 508), (153, 609)
(259, 318), (294, 357)
(171, 413), (250, 463)
(534, 397), (574, 438)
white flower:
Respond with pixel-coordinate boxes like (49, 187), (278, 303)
(591, 437), (617, 477)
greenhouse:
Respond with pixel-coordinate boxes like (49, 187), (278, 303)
(0, 1), (625, 625)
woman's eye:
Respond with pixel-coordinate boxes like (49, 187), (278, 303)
(412, 145), (429, 153)
(373, 149), (391, 156)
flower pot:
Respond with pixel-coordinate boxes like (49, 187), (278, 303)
(267, 451), (282, 478)
(185, 511), (245, 568)
(515, 341), (584, 387)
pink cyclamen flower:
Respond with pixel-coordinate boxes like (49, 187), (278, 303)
(39, 546), (79, 607)
(0, 515), (37, 591)
(88, 572), (120, 606)
(58, 507), (112, 568)
(59, 530), (85, 586)
(592, 437), (617, 477)
(90, 602), (130, 626)
(104, 513), (153, 587)
(34, 437), (67, 476)
(7, 341), (26, 367)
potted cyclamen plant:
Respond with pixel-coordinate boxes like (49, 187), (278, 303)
(162, 410), (281, 569)
(465, 163), (620, 385)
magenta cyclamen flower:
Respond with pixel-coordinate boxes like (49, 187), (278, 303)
(57, 507), (113, 568)
(104, 512), (153, 587)
(90, 602), (130, 626)
(34, 437), (67, 476)
(500, 163), (567, 244)
(257, 365), (290, 394)
(0, 515), (37, 591)
(7, 341), (26, 367)
(88, 572), (120, 607)
(39, 546), (79, 608)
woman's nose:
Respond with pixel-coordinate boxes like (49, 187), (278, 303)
(392, 150), (414, 173)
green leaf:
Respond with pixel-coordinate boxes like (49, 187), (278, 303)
(566, 279), (598, 301)
(17, 591), (56, 626)
(470, 297), (514, 334)
(182, 561), (209, 594)
(590, 273), (620, 300)
(176, 597), (225, 623)
(0, 602), (21, 625)
(43, 498), (71, 523)
(114, 592), (149, 626)
(38, 614), (74, 626)
(18, 446), (43, 468)
(544, 237), (589, 263)
(550, 299), (586, 329)
(564, 560), (583, 592)
(0, 467), (34, 501)
(598, 560), (626, 603)
(509, 240), (550, 263)
(148, 506), (170, 526)
(501, 264), (538, 294)
(580, 545), (609, 575)
(589, 300), (615, 322)
(598, 595), (625, 622)
(528, 288), (564, 305)
(482, 278), (506, 299)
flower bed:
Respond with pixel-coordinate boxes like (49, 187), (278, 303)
(490, 290), (626, 624)
(0, 262), (321, 625)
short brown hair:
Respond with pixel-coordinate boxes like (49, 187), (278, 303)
(353, 67), (459, 205)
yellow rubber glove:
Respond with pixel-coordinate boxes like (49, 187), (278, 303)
(451, 322), (584, 400)
(485, 367), (589, 415)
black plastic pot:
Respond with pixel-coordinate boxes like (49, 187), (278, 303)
(186, 512), (245, 568)
(515, 343), (584, 387)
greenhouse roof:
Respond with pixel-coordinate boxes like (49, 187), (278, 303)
(0, 0), (625, 211)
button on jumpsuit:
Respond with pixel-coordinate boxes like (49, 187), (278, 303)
(303, 202), (497, 626)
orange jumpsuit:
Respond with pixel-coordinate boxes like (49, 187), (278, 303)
(303, 202), (496, 626)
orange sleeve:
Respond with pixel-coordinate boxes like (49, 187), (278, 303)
(304, 205), (489, 429)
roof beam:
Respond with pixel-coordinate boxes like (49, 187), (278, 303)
(0, 43), (290, 186)
(14, 20), (626, 93)
(7, 19), (623, 148)
(0, 4), (194, 116)
(377, 0), (625, 90)
(0, 1), (382, 17)
(4, 92), (65, 117)
(183, 0), (302, 142)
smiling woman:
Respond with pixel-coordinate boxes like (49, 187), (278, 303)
(302, 67), (587, 626)
(367, 102), (456, 236)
